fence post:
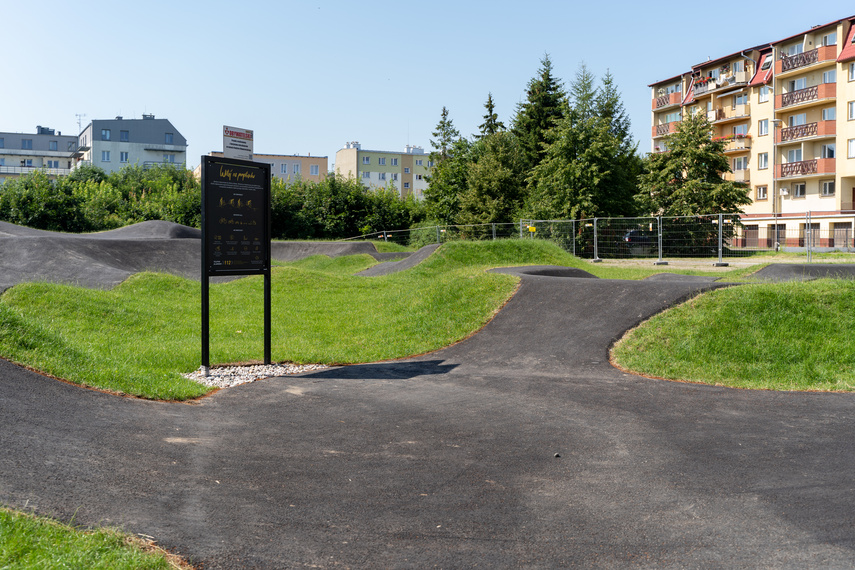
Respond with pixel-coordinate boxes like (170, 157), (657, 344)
(436, 225), (441, 244)
(654, 216), (667, 265)
(519, 220), (524, 239)
(806, 211), (812, 263)
(592, 218), (602, 262)
(572, 220), (576, 257)
(492, 223), (496, 240)
(713, 213), (728, 267)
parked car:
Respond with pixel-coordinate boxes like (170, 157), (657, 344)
(620, 229), (657, 256)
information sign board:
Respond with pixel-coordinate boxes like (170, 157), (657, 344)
(223, 125), (254, 161)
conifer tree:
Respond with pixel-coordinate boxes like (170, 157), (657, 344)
(511, 54), (566, 170)
(477, 93), (505, 138)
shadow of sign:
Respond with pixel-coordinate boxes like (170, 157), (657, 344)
(301, 360), (457, 380)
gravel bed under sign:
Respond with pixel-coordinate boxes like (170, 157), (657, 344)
(183, 363), (329, 388)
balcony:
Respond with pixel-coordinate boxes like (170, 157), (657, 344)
(775, 45), (837, 75)
(0, 165), (73, 176)
(652, 122), (679, 138)
(713, 103), (750, 123)
(777, 120), (836, 143)
(653, 92), (682, 110)
(776, 158), (835, 178)
(720, 136), (752, 153)
(776, 82), (836, 109)
(726, 170), (750, 183)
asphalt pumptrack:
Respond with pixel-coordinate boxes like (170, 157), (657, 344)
(1, 221), (854, 568)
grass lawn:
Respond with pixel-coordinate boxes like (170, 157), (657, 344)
(611, 279), (855, 391)
(0, 507), (184, 569)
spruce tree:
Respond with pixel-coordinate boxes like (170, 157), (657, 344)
(430, 106), (460, 163)
(511, 54), (566, 171)
(477, 93), (505, 138)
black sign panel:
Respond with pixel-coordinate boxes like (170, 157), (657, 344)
(202, 156), (270, 276)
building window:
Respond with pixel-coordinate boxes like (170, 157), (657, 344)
(415, 159), (423, 166)
(758, 153), (769, 169)
(101, 129), (111, 141)
(404, 167), (410, 174)
(163, 154), (175, 163)
(165, 133), (174, 144)
(822, 180), (835, 196)
(850, 139), (855, 158)
(391, 158), (398, 166)
(787, 78), (807, 92)
(756, 186), (767, 200)
(379, 172), (386, 180)
(21, 139), (32, 150)
(759, 85), (770, 103)
(822, 32), (837, 46)
(733, 61), (744, 73)
(785, 43), (803, 56)
(46, 160), (58, 168)
(293, 164), (300, 174)
(102, 151), (111, 162)
(823, 107), (836, 121)
(733, 124), (748, 136)
(362, 171), (370, 179)
(821, 144), (835, 159)
(310, 164), (319, 176)
(787, 149), (802, 163)
(733, 157), (748, 171)
(416, 174), (423, 180)
(758, 119), (769, 136)
(49, 140), (58, 151)
(822, 69), (836, 84)
(0, 138), (4, 148)
(281, 164), (287, 174)
(664, 111), (681, 123)
(391, 173), (398, 181)
(120, 152), (129, 163)
(378, 157), (386, 166)
(793, 183), (806, 198)
(734, 93), (748, 107)
(850, 63), (855, 81)
(429, 161), (434, 168)
(24, 159), (33, 167)
(0, 158), (4, 166)
(67, 141), (75, 151)
(849, 101), (855, 120)
(403, 182), (410, 189)
(788, 113), (806, 127)
(362, 156), (370, 165)
(120, 130), (129, 142)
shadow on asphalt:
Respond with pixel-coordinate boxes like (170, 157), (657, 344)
(301, 359), (457, 380)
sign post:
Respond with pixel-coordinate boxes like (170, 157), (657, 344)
(200, 154), (271, 372)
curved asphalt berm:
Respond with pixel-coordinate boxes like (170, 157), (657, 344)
(1, 225), (855, 568)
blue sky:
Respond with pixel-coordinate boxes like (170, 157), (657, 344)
(2, 1), (851, 170)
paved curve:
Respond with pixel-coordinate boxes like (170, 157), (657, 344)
(2, 253), (855, 568)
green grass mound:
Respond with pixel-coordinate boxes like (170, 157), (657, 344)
(0, 240), (578, 400)
(612, 279), (855, 392)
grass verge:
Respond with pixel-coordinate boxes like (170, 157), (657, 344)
(0, 507), (186, 569)
(611, 279), (855, 391)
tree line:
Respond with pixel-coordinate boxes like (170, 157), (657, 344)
(0, 55), (750, 239)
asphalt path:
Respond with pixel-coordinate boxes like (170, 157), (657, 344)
(1, 225), (854, 568)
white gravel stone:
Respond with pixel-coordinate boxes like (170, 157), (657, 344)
(183, 363), (329, 388)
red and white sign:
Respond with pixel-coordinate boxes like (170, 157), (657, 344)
(223, 125), (253, 160)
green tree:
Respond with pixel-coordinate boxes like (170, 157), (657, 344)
(423, 137), (473, 225)
(477, 93), (505, 138)
(524, 101), (622, 220)
(511, 54), (566, 170)
(636, 110), (751, 216)
(430, 106), (460, 163)
(0, 170), (89, 232)
(459, 132), (526, 225)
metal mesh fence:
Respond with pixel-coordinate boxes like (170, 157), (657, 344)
(344, 213), (855, 262)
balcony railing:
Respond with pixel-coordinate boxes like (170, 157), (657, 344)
(723, 138), (751, 152)
(652, 122), (678, 138)
(0, 165), (73, 176)
(781, 49), (819, 72)
(777, 120), (835, 143)
(777, 158), (835, 178)
(653, 92), (682, 110)
(713, 104), (750, 122)
(777, 45), (837, 74)
(778, 83), (836, 108)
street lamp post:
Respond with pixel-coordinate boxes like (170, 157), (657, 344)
(771, 118), (783, 250)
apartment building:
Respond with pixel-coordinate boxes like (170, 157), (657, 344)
(77, 114), (187, 174)
(0, 126), (78, 185)
(650, 15), (855, 247)
(202, 151), (328, 184)
(334, 142), (431, 199)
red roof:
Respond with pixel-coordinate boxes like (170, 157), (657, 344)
(838, 20), (855, 63)
(681, 82), (695, 106)
(749, 51), (773, 86)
